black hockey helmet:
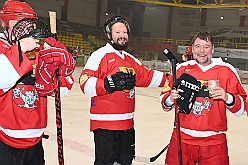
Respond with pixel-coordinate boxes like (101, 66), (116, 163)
(103, 15), (130, 35)
(11, 18), (50, 41)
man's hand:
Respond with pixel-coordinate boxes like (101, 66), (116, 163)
(104, 72), (136, 93)
(19, 37), (39, 53)
(209, 86), (228, 101)
(170, 89), (183, 102)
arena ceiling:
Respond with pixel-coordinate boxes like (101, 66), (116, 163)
(128, 0), (248, 9)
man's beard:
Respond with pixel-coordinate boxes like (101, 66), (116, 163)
(195, 56), (211, 65)
(110, 40), (128, 50)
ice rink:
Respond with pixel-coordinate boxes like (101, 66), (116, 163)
(43, 66), (248, 165)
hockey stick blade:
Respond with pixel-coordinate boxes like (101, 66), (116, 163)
(134, 156), (150, 162)
(163, 48), (179, 65)
(134, 143), (169, 162)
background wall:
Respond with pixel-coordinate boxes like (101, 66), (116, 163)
(170, 8), (202, 39)
(0, 0), (247, 70)
(0, 0), (247, 40)
(142, 7), (169, 38)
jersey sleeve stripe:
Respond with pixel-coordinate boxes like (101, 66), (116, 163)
(0, 54), (21, 90)
(84, 77), (97, 97)
(148, 70), (164, 87)
(233, 95), (245, 116)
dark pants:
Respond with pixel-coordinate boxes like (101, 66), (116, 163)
(0, 140), (45, 165)
(93, 128), (135, 165)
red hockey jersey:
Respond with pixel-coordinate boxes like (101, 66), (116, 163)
(0, 40), (74, 148)
(160, 58), (247, 146)
(79, 43), (167, 131)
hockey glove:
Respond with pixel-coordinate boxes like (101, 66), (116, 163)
(43, 37), (67, 49)
(35, 81), (55, 96)
(35, 58), (56, 96)
(104, 72), (136, 93)
(125, 72), (136, 90)
(177, 73), (201, 114)
(39, 47), (75, 76)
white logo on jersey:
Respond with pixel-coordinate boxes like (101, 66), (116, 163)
(108, 59), (115, 63)
(13, 87), (39, 109)
(123, 89), (135, 99)
(185, 69), (190, 72)
(192, 99), (212, 117)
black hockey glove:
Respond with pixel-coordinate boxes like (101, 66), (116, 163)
(177, 73), (201, 114)
(104, 72), (136, 93)
(124, 72), (136, 90)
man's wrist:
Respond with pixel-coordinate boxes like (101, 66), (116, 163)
(225, 93), (235, 107)
(164, 96), (175, 107)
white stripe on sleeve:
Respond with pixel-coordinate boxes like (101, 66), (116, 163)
(0, 54), (20, 91)
(148, 70), (164, 87)
(84, 77), (98, 97)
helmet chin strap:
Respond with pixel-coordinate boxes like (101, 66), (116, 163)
(3, 27), (12, 45)
(17, 40), (23, 66)
(1, 20), (15, 45)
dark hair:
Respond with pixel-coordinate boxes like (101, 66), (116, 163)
(192, 31), (213, 45)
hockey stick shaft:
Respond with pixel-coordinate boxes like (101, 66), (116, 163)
(135, 49), (181, 163)
(171, 59), (183, 165)
(49, 11), (64, 165)
(163, 48), (183, 165)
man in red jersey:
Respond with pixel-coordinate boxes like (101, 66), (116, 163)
(79, 15), (168, 165)
(160, 31), (247, 165)
(0, 0), (75, 164)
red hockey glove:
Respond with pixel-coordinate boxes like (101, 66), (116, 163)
(42, 37), (75, 76)
(58, 48), (75, 76)
(43, 37), (67, 49)
(35, 58), (56, 96)
(35, 81), (55, 96)
(39, 47), (75, 76)
(36, 58), (57, 83)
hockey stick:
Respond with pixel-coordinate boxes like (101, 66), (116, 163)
(134, 143), (169, 162)
(134, 49), (180, 163)
(171, 58), (183, 165)
(164, 48), (183, 165)
(49, 11), (64, 165)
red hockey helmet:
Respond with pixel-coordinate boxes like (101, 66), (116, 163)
(0, 0), (37, 28)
